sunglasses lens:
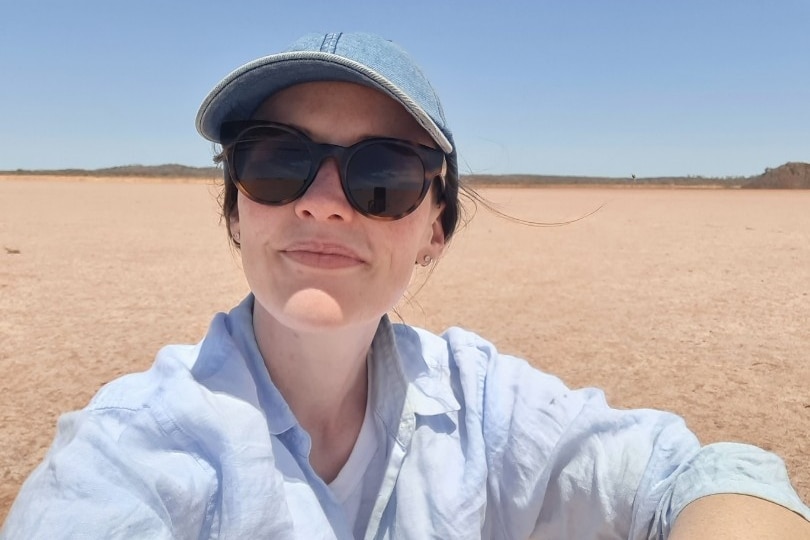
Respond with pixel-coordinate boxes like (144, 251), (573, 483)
(232, 127), (311, 204)
(347, 143), (427, 218)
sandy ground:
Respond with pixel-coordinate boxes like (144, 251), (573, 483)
(1, 176), (808, 523)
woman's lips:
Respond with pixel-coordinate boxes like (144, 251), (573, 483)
(281, 242), (366, 269)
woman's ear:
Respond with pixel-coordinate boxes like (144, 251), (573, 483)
(428, 201), (447, 258)
(229, 208), (241, 245)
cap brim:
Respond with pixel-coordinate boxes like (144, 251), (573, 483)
(196, 51), (453, 154)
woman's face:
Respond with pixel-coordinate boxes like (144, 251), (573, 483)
(231, 81), (446, 334)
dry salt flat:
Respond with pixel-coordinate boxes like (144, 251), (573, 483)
(1, 176), (808, 522)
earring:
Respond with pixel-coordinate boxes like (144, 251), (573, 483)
(420, 254), (433, 267)
(232, 231), (241, 243)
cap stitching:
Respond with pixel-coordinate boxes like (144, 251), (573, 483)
(321, 32), (341, 53)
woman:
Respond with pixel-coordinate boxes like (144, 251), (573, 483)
(3, 31), (809, 539)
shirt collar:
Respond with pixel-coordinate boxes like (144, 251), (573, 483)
(203, 295), (460, 437)
(217, 294), (298, 435)
(371, 316), (461, 422)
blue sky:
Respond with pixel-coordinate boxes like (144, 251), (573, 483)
(1, 1), (808, 177)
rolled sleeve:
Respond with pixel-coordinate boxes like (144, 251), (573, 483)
(647, 442), (810, 536)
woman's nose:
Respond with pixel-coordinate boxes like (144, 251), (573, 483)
(292, 157), (355, 221)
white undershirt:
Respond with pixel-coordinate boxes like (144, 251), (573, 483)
(327, 387), (379, 532)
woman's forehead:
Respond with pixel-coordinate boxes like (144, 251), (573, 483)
(254, 81), (397, 115)
(253, 81), (434, 146)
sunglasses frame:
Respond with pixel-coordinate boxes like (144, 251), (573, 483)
(220, 121), (447, 220)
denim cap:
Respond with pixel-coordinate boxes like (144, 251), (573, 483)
(196, 32), (456, 169)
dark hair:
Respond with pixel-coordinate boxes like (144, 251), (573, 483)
(213, 149), (465, 249)
(213, 151), (239, 246)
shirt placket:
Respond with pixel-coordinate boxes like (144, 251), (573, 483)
(363, 398), (416, 540)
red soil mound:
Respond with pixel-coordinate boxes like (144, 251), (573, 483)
(745, 162), (810, 189)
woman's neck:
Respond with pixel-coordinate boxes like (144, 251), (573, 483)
(252, 304), (378, 481)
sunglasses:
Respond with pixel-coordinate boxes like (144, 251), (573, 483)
(220, 121), (447, 220)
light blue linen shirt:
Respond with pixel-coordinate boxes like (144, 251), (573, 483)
(3, 295), (809, 539)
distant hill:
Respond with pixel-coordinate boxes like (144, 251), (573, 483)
(1, 164), (221, 178)
(743, 162), (810, 189)
(2, 162), (809, 188)
(461, 173), (747, 187)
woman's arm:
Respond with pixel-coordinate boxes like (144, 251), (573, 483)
(670, 494), (810, 539)
(472, 347), (810, 538)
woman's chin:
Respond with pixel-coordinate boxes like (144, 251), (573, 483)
(276, 288), (370, 332)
